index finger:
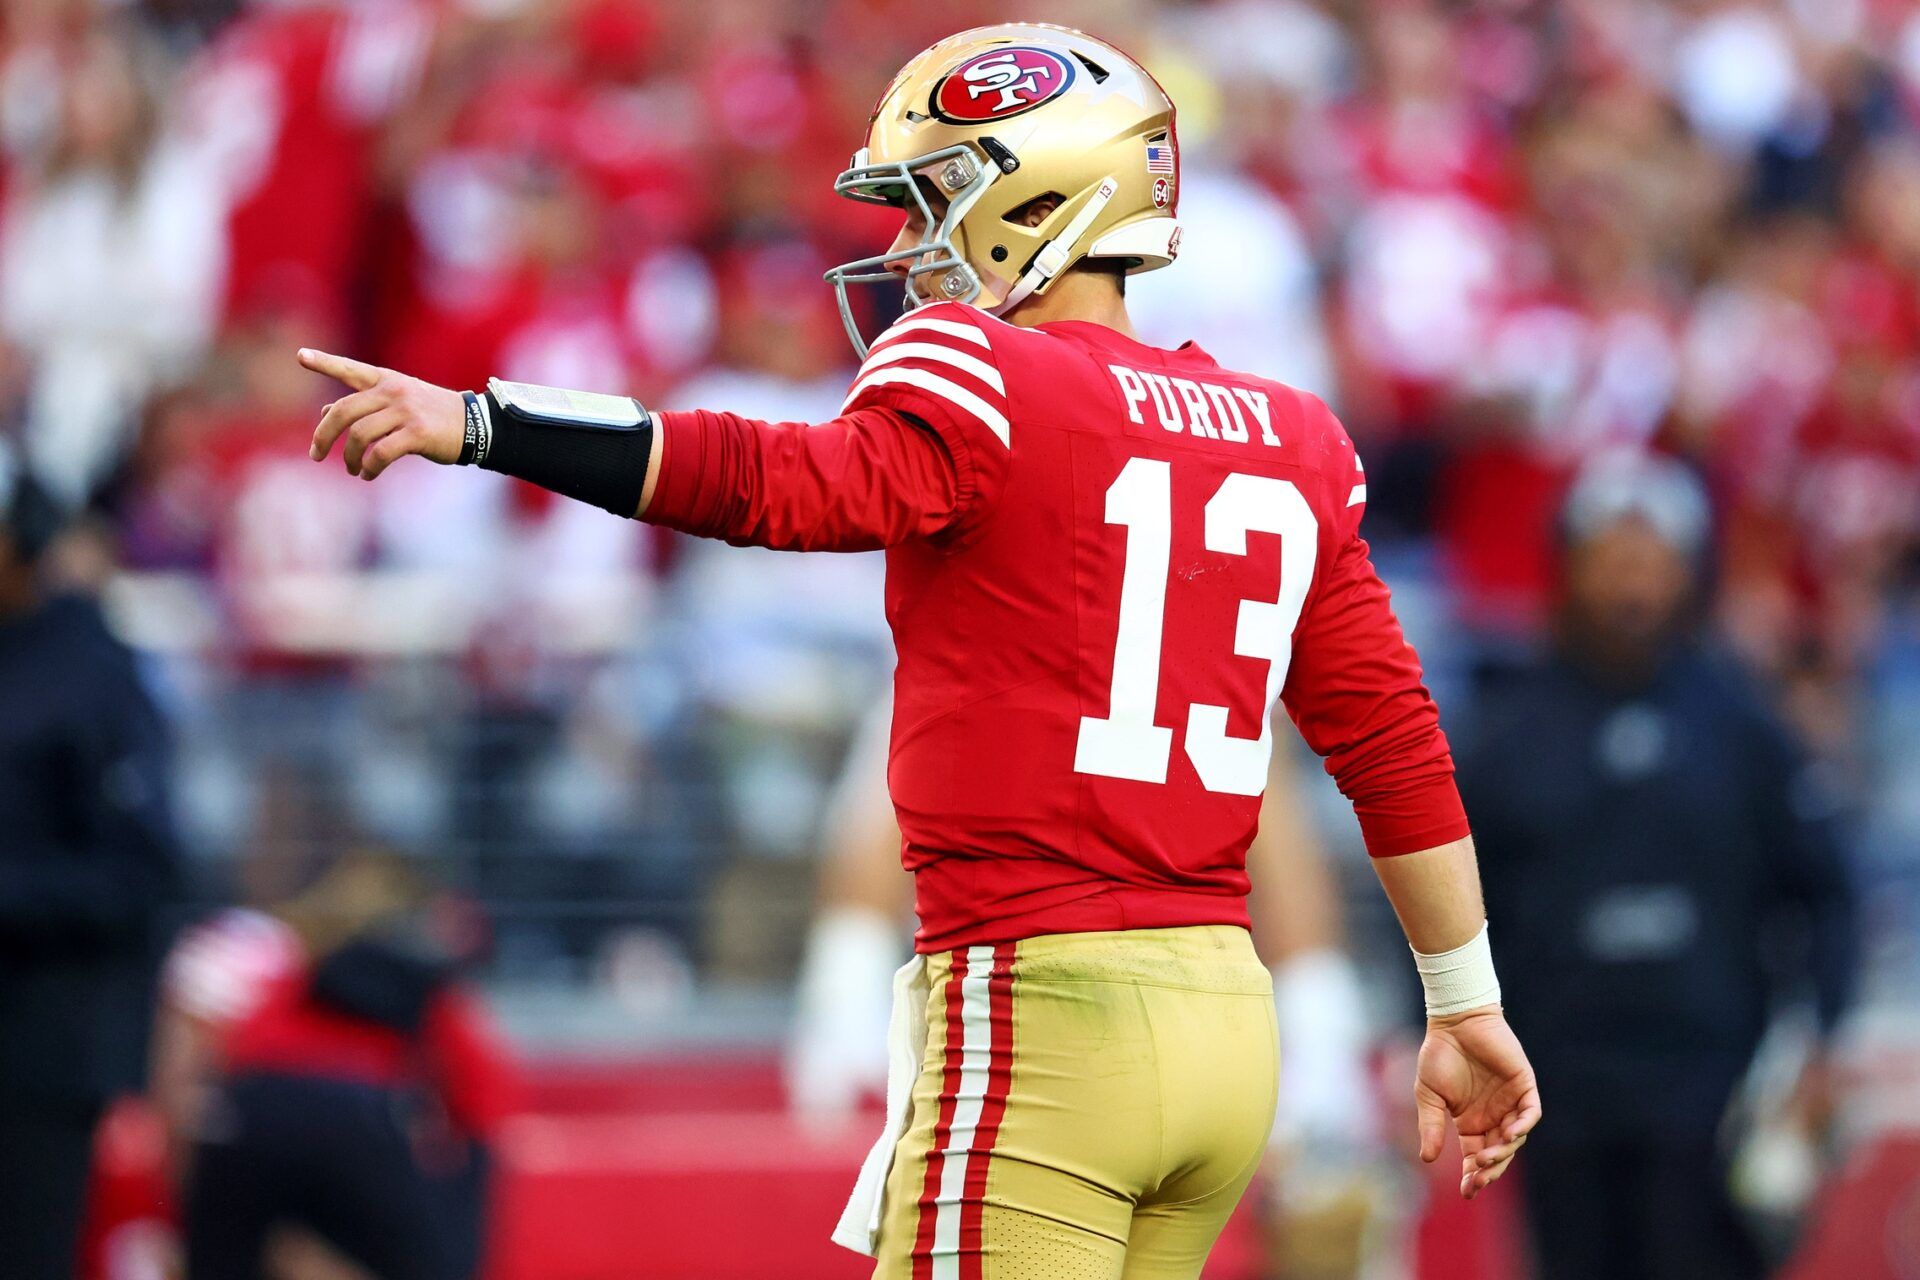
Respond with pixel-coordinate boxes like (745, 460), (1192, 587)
(298, 347), (382, 392)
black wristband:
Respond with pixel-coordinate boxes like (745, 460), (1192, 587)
(478, 389), (653, 517)
(458, 390), (486, 466)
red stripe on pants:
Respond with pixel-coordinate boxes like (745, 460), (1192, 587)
(912, 949), (970, 1280)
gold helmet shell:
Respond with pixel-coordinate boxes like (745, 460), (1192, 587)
(824, 24), (1181, 355)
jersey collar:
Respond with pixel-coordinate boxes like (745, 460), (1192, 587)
(1032, 319), (1216, 367)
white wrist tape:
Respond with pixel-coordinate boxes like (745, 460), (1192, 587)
(1413, 922), (1501, 1018)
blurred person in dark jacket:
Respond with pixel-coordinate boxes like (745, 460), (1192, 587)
(0, 437), (181, 1280)
(154, 848), (516, 1280)
(1461, 451), (1856, 1280)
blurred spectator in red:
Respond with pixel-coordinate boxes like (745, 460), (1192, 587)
(1323, 2), (1525, 538)
(155, 847), (516, 1280)
(372, 1), (714, 395)
(177, 0), (432, 336)
(130, 290), (371, 641)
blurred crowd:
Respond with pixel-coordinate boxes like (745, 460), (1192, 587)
(3, 0), (1920, 1277)
(0, 0), (1915, 1012)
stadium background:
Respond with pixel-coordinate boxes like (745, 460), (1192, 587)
(4, 0), (1920, 1276)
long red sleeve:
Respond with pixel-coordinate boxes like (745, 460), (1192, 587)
(424, 988), (520, 1140)
(645, 405), (974, 551)
(1282, 532), (1470, 857)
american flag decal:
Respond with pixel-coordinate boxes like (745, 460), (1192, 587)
(1145, 142), (1174, 174)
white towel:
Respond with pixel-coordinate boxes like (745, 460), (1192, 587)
(831, 953), (930, 1256)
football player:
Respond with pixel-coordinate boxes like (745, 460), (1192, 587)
(299, 24), (1540, 1280)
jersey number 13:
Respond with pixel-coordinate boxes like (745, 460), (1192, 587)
(1073, 457), (1318, 796)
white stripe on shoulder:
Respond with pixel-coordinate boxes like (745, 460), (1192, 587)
(846, 367), (1010, 447)
(856, 342), (1005, 393)
(1347, 483), (1367, 507)
(875, 313), (991, 349)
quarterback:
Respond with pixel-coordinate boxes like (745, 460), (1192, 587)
(300, 24), (1540, 1280)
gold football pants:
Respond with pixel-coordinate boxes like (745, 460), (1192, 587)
(872, 925), (1278, 1280)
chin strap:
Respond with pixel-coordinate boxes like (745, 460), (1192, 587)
(990, 175), (1119, 316)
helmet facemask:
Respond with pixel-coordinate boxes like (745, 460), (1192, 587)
(824, 144), (999, 359)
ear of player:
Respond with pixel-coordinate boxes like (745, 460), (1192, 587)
(823, 23), (1183, 356)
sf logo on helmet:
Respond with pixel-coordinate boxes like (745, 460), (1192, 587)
(933, 47), (1076, 123)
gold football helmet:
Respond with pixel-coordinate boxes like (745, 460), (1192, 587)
(825, 23), (1182, 355)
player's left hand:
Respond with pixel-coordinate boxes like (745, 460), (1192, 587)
(299, 348), (465, 480)
(1413, 1007), (1541, 1200)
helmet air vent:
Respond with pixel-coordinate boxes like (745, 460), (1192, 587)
(1070, 52), (1110, 83)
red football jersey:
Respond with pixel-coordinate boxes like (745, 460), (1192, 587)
(651, 302), (1466, 952)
